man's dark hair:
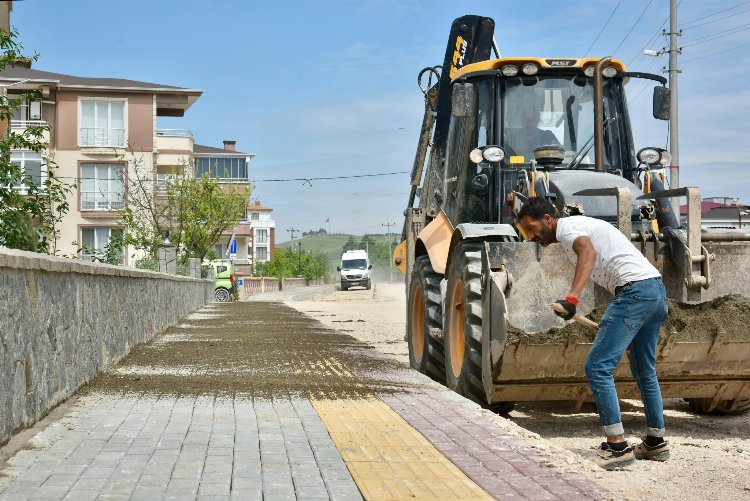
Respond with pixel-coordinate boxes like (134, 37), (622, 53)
(517, 196), (557, 220)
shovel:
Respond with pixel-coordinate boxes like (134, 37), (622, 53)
(549, 303), (599, 330)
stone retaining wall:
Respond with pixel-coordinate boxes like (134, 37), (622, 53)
(0, 247), (213, 445)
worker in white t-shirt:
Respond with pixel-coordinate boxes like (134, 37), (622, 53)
(517, 196), (670, 470)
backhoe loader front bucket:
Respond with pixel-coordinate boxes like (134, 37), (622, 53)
(481, 240), (750, 411)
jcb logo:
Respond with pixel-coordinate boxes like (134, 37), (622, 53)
(449, 36), (468, 78)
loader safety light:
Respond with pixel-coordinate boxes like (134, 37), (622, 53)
(483, 146), (505, 162)
(521, 63), (539, 75)
(469, 146), (506, 164)
(469, 148), (485, 164)
(584, 65), (618, 78)
(501, 64), (519, 76)
(637, 147), (670, 167)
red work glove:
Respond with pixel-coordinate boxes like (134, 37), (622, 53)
(554, 295), (578, 320)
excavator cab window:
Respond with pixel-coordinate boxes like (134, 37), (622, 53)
(500, 75), (624, 170)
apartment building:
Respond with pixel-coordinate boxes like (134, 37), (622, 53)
(195, 141), (276, 276)
(0, 66), (202, 264)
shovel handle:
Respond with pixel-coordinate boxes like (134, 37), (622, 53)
(549, 303), (599, 330)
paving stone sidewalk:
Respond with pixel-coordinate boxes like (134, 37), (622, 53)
(0, 301), (607, 500)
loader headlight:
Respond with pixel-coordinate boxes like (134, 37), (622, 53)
(483, 146), (505, 162)
(637, 147), (671, 167)
(584, 65), (618, 78)
(501, 64), (518, 76)
(469, 146), (506, 164)
(521, 63), (539, 75)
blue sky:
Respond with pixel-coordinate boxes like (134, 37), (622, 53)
(11, 0), (750, 239)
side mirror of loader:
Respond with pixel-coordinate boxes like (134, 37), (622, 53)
(653, 86), (670, 120)
(452, 83), (476, 117)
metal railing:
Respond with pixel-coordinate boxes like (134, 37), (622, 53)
(156, 129), (193, 137)
(80, 191), (125, 211)
(80, 128), (126, 147)
(10, 119), (47, 128)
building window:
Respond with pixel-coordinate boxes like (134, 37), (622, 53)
(10, 99), (43, 124)
(256, 247), (268, 261)
(80, 100), (125, 147)
(250, 212), (259, 221)
(81, 163), (125, 210)
(195, 157), (248, 181)
(10, 151), (44, 193)
(256, 229), (268, 243)
(80, 227), (123, 263)
(212, 243), (228, 259)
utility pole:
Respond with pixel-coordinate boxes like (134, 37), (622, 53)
(668, 0), (681, 216)
(382, 222), (396, 283)
(287, 228), (298, 255)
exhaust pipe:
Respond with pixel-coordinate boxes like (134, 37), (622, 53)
(593, 57), (611, 172)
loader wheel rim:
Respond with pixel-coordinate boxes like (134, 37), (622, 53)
(449, 279), (465, 379)
(411, 284), (425, 364)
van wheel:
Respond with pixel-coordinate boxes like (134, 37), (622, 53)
(215, 288), (230, 302)
(366, 279), (371, 290)
(340, 282), (348, 291)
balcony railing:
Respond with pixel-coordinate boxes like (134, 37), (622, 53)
(156, 129), (193, 137)
(81, 191), (125, 211)
(10, 119), (47, 128)
(80, 128), (126, 147)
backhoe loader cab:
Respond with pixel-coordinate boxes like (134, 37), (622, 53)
(397, 15), (750, 416)
(443, 58), (663, 226)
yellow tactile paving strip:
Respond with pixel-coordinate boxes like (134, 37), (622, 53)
(311, 397), (493, 500)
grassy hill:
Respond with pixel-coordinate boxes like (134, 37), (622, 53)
(277, 234), (355, 263)
(277, 233), (400, 283)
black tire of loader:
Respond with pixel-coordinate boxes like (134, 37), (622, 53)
(686, 398), (750, 415)
(407, 255), (446, 382)
(444, 242), (515, 414)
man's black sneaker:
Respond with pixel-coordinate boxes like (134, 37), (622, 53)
(634, 439), (670, 461)
(595, 442), (635, 470)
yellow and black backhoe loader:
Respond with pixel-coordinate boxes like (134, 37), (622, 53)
(395, 15), (750, 415)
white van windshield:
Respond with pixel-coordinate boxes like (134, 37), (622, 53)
(342, 259), (367, 270)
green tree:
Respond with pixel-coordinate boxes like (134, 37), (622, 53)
(120, 158), (249, 265)
(0, 29), (73, 253)
(256, 248), (327, 280)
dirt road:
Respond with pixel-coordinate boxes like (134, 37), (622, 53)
(285, 283), (750, 501)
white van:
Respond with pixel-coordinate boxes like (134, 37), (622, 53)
(337, 249), (372, 291)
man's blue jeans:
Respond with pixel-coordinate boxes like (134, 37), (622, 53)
(585, 277), (668, 437)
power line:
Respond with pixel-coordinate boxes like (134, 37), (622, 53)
(681, 21), (750, 47)
(252, 170), (410, 183)
(583, 0), (623, 57)
(681, 7), (750, 30)
(626, 0), (684, 69)
(38, 170), (411, 184)
(612, 0), (656, 55)
(681, 1), (750, 26)
(682, 39), (750, 62)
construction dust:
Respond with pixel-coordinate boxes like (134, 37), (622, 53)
(508, 294), (750, 345)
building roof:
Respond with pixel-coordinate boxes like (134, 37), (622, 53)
(701, 207), (750, 221)
(679, 201), (725, 215)
(193, 144), (253, 156)
(249, 201), (273, 212)
(0, 67), (202, 117)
